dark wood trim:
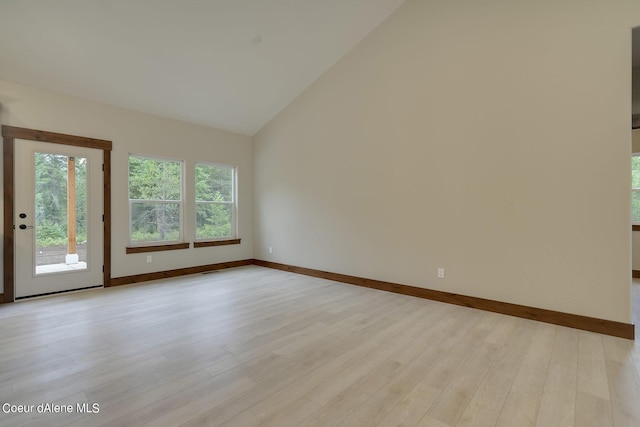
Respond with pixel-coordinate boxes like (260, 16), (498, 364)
(633, 114), (640, 130)
(2, 126), (112, 300)
(3, 137), (14, 303)
(110, 259), (253, 286)
(253, 259), (635, 340)
(633, 225), (640, 232)
(0, 294), (3, 304)
(126, 243), (190, 254)
(633, 270), (640, 278)
(1, 126), (112, 151)
(194, 238), (241, 248)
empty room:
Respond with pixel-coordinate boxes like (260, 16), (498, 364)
(1, 0), (640, 426)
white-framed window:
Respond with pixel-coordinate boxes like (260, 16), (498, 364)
(128, 155), (183, 245)
(633, 154), (640, 224)
(195, 162), (237, 240)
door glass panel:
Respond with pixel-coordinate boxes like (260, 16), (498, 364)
(34, 152), (88, 275)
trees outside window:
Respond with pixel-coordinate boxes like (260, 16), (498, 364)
(129, 156), (183, 244)
(34, 153), (87, 264)
(195, 163), (236, 240)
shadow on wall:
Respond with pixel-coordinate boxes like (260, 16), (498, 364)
(633, 26), (640, 115)
(0, 94), (30, 126)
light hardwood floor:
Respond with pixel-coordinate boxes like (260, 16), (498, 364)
(0, 266), (638, 427)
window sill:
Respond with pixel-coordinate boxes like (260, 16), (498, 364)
(633, 225), (640, 232)
(126, 243), (190, 254)
(194, 238), (241, 248)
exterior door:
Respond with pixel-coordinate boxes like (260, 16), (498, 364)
(14, 139), (103, 298)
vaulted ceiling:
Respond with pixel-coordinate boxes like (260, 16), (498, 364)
(0, 0), (405, 135)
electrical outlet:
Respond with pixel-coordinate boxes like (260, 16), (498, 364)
(268, 246), (273, 254)
(437, 268), (445, 279)
(147, 255), (152, 263)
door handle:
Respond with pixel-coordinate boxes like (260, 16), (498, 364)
(18, 224), (34, 230)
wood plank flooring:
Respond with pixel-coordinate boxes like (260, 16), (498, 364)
(0, 266), (638, 426)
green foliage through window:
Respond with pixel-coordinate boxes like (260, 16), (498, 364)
(129, 156), (183, 243)
(34, 153), (87, 248)
(195, 163), (235, 240)
(129, 156), (181, 201)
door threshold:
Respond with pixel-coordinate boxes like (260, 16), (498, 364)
(15, 285), (103, 301)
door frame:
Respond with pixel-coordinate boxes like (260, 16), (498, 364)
(1, 126), (112, 303)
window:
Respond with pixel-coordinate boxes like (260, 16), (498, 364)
(195, 163), (236, 240)
(633, 154), (640, 224)
(128, 155), (183, 244)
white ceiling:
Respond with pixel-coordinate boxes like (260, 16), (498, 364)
(0, 0), (405, 136)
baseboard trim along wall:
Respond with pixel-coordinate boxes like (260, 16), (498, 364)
(110, 259), (253, 286)
(253, 259), (635, 340)
(8, 257), (635, 339)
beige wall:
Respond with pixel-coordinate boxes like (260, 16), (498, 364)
(0, 80), (253, 292)
(254, 0), (640, 323)
(634, 67), (640, 115)
(633, 129), (640, 153)
(633, 232), (640, 271)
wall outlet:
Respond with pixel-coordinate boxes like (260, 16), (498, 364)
(146, 255), (152, 263)
(268, 246), (273, 254)
(437, 268), (445, 279)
